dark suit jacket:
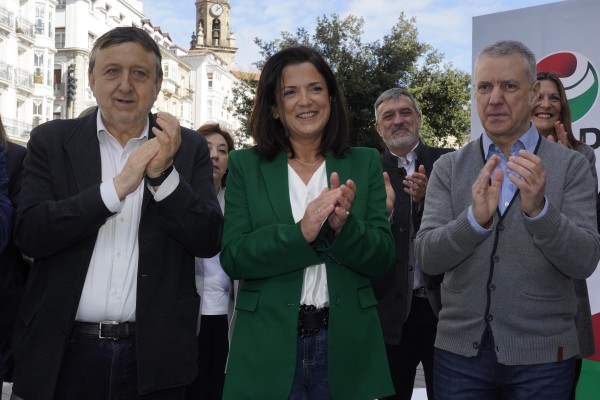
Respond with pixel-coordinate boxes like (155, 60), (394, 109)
(0, 145), (12, 252)
(0, 142), (29, 382)
(372, 141), (453, 345)
(221, 147), (395, 400)
(11, 110), (223, 399)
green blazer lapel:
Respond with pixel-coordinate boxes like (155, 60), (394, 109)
(325, 151), (351, 185)
(260, 152), (295, 224)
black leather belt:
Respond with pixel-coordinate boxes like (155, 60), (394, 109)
(298, 305), (329, 338)
(73, 321), (136, 340)
(413, 287), (428, 298)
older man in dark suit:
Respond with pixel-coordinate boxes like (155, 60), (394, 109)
(10, 27), (222, 400)
(0, 121), (28, 384)
(372, 88), (453, 400)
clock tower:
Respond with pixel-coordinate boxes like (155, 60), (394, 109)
(192, 0), (237, 68)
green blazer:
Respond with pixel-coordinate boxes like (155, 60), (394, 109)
(221, 147), (395, 399)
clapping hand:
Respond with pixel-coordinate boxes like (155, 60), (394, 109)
(507, 150), (546, 217)
(300, 172), (356, 243)
(547, 121), (570, 149)
(403, 164), (428, 203)
(146, 112), (182, 178)
(472, 155), (503, 228)
(383, 172), (395, 214)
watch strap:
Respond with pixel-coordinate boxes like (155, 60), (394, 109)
(146, 164), (174, 186)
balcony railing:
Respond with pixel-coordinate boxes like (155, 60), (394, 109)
(3, 116), (32, 139)
(16, 17), (35, 42)
(0, 6), (14, 32)
(15, 68), (34, 90)
(162, 79), (176, 95)
(0, 60), (13, 84)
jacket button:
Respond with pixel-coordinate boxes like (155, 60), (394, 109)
(408, 265), (413, 271)
(399, 227), (406, 234)
(335, 296), (341, 305)
(492, 255), (500, 263)
(486, 314), (493, 321)
(473, 342), (480, 349)
(488, 284), (496, 291)
(497, 223), (504, 230)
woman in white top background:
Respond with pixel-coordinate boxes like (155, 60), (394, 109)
(185, 122), (235, 400)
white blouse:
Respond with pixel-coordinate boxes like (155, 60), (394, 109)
(288, 162), (329, 309)
(196, 188), (230, 315)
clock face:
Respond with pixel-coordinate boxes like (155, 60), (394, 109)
(210, 3), (223, 17)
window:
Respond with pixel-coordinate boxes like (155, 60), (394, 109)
(34, 51), (44, 84)
(88, 33), (95, 50)
(163, 63), (170, 79)
(35, 4), (45, 35)
(47, 56), (52, 85)
(33, 99), (42, 127)
(207, 72), (213, 89)
(48, 10), (53, 38)
(55, 29), (65, 49)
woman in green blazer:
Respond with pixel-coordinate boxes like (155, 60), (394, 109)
(220, 46), (395, 399)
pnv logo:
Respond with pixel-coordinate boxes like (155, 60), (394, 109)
(537, 52), (599, 122)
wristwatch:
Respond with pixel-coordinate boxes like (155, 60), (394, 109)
(146, 164), (173, 186)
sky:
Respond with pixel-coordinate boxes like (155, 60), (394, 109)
(139, 0), (561, 73)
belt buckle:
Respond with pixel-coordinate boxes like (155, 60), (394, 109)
(99, 320), (119, 340)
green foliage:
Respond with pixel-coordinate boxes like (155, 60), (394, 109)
(230, 73), (256, 147)
(232, 13), (471, 150)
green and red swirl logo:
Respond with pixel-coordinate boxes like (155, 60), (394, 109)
(537, 52), (599, 122)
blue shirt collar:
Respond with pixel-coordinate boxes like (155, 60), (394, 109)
(482, 122), (540, 160)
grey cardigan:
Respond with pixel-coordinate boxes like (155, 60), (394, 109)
(572, 142), (597, 358)
(415, 136), (600, 365)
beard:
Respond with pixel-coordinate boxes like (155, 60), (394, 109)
(383, 128), (418, 151)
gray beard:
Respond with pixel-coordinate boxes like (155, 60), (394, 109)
(384, 134), (418, 151)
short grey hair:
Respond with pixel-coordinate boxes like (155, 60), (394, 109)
(476, 40), (537, 86)
(374, 88), (420, 122)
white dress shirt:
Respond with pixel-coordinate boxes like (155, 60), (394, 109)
(75, 113), (178, 323)
(288, 162), (329, 308)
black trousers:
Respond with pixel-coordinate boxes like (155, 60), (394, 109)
(185, 314), (229, 400)
(382, 295), (437, 400)
(53, 331), (185, 400)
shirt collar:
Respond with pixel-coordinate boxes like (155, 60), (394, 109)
(389, 141), (420, 168)
(96, 111), (150, 143)
(482, 122), (539, 160)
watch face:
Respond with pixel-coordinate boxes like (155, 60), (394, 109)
(210, 3), (223, 16)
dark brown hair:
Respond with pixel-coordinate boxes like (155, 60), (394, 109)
(197, 122), (234, 187)
(536, 71), (581, 150)
(250, 46), (350, 160)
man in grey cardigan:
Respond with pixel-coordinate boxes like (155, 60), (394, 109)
(415, 40), (600, 399)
